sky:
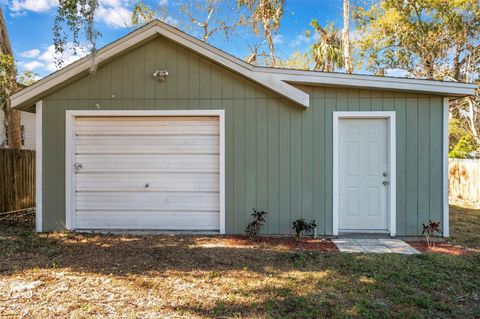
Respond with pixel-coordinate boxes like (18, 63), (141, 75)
(1, 0), (356, 79)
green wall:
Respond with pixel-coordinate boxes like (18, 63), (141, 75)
(41, 36), (445, 235)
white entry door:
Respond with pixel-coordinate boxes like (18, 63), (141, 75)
(338, 118), (389, 232)
(72, 115), (221, 231)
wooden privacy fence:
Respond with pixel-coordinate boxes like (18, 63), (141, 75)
(0, 149), (35, 213)
(449, 159), (480, 203)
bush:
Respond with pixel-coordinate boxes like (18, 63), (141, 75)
(292, 218), (316, 240)
(245, 209), (267, 240)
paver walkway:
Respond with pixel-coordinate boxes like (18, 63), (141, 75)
(332, 238), (420, 254)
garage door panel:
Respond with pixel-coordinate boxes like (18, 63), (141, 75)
(76, 135), (219, 146)
(76, 191), (219, 210)
(76, 116), (219, 135)
(76, 141), (219, 154)
(75, 210), (220, 230)
(74, 115), (221, 232)
(76, 173), (219, 191)
(76, 154), (219, 172)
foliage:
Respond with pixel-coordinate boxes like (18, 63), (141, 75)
(131, 2), (159, 26)
(292, 218), (316, 240)
(277, 51), (312, 70)
(0, 53), (14, 98)
(0, 53), (15, 146)
(17, 71), (39, 87)
(245, 208), (267, 240)
(353, 0), (480, 79)
(238, 0), (284, 66)
(53, 0), (100, 71)
(310, 20), (344, 72)
(449, 133), (479, 158)
(422, 220), (441, 247)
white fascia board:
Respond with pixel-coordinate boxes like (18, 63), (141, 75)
(261, 69), (477, 97)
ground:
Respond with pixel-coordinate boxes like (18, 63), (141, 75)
(1, 206), (479, 318)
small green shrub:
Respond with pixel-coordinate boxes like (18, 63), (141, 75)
(422, 220), (441, 247)
(292, 218), (316, 240)
(245, 208), (267, 240)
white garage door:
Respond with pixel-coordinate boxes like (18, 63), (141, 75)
(73, 116), (220, 231)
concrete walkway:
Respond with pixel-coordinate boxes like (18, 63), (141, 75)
(332, 238), (420, 254)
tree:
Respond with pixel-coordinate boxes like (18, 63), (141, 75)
(278, 51), (312, 70)
(354, 0), (480, 149)
(53, 0), (99, 72)
(343, 0), (353, 73)
(353, 0), (480, 80)
(238, 0), (284, 67)
(180, 0), (246, 42)
(310, 20), (344, 72)
(0, 8), (21, 149)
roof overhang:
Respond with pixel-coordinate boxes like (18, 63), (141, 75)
(11, 20), (477, 110)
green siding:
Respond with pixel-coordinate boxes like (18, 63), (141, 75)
(41, 36), (446, 235)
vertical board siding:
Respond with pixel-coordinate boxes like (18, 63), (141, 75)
(41, 36), (445, 235)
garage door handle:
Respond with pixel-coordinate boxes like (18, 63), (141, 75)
(74, 163), (83, 173)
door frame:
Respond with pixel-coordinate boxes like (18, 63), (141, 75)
(65, 110), (226, 234)
(332, 111), (396, 236)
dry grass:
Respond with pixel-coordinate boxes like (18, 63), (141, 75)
(1, 212), (480, 318)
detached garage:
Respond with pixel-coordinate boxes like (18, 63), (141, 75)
(11, 20), (476, 236)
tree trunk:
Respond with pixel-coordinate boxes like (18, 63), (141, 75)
(263, 20), (276, 66)
(467, 97), (480, 145)
(343, 0), (353, 73)
(0, 8), (21, 149)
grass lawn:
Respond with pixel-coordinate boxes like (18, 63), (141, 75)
(450, 202), (480, 248)
(1, 206), (479, 318)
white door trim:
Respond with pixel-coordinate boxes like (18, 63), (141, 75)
(35, 101), (43, 232)
(333, 111), (396, 236)
(65, 109), (226, 234)
(442, 98), (449, 237)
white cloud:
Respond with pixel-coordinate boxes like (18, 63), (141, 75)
(289, 33), (312, 48)
(18, 43), (89, 76)
(159, 0), (168, 5)
(273, 34), (284, 45)
(23, 60), (44, 71)
(10, 0), (133, 29)
(95, 0), (133, 28)
(10, 0), (58, 13)
(39, 44), (89, 72)
(20, 48), (41, 58)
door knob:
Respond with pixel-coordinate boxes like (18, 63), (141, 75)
(383, 180), (389, 186)
(383, 172), (388, 177)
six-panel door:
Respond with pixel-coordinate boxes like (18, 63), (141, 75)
(339, 118), (389, 232)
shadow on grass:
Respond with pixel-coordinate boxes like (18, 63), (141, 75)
(1, 216), (480, 318)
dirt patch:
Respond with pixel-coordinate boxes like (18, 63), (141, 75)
(409, 241), (472, 255)
(222, 236), (339, 252)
